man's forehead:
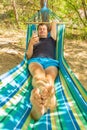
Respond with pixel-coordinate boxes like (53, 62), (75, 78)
(38, 25), (47, 28)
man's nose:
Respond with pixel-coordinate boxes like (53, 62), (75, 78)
(41, 29), (44, 31)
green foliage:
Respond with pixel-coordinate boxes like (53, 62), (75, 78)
(65, 27), (87, 40)
(0, 0), (87, 39)
(6, 9), (14, 18)
(1, 0), (11, 6)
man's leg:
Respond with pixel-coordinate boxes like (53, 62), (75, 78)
(29, 62), (48, 88)
(45, 66), (58, 110)
(29, 63), (58, 120)
(29, 62), (49, 120)
(45, 66), (58, 86)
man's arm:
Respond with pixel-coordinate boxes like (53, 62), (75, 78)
(50, 21), (57, 40)
(26, 35), (39, 59)
(26, 41), (33, 59)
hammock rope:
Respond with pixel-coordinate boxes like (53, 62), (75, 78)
(28, 3), (61, 23)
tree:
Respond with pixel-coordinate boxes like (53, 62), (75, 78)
(40, 0), (48, 8)
(63, 0), (87, 27)
(0, 0), (87, 29)
(11, 0), (19, 26)
(81, 0), (87, 20)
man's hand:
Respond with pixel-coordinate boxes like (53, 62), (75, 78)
(30, 34), (39, 46)
(26, 34), (39, 59)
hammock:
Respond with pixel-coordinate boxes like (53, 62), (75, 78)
(0, 7), (87, 130)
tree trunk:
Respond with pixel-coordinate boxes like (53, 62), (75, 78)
(81, 0), (87, 20)
(40, 0), (48, 8)
(40, 0), (49, 22)
(11, 0), (19, 26)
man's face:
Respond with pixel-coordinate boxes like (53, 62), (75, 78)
(38, 25), (48, 38)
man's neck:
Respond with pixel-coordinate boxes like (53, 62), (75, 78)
(39, 35), (48, 38)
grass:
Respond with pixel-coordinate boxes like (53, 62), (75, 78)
(65, 27), (87, 40)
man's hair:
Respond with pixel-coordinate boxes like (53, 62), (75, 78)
(37, 23), (50, 32)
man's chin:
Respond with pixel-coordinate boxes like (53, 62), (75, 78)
(39, 35), (47, 38)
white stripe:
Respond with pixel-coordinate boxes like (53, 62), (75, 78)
(0, 63), (26, 89)
(14, 105), (31, 130)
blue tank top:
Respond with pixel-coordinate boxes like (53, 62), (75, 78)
(31, 37), (56, 59)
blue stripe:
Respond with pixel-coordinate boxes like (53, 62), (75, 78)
(31, 110), (52, 130)
(15, 86), (32, 129)
(1, 85), (32, 129)
(0, 60), (24, 80)
(0, 69), (30, 107)
(59, 60), (87, 121)
(55, 77), (80, 130)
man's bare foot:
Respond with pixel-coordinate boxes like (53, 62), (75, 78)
(47, 86), (56, 110)
(41, 86), (56, 111)
(30, 88), (47, 120)
(48, 94), (56, 111)
(47, 85), (55, 96)
(41, 85), (55, 99)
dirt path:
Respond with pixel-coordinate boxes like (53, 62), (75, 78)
(0, 29), (25, 74)
(0, 30), (87, 90)
(64, 39), (87, 90)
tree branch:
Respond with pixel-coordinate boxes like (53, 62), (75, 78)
(81, 0), (87, 20)
(65, 0), (87, 26)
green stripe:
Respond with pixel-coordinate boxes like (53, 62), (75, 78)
(1, 62), (26, 87)
(59, 71), (87, 129)
(62, 58), (87, 102)
(22, 116), (34, 130)
(54, 81), (64, 130)
(56, 24), (65, 60)
(0, 77), (31, 122)
(50, 108), (61, 130)
(0, 79), (32, 129)
(27, 119), (35, 130)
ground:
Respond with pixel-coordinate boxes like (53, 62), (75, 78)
(0, 29), (87, 90)
(64, 39), (87, 90)
(0, 29), (25, 74)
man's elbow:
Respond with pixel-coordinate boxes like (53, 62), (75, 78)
(26, 52), (31, 59)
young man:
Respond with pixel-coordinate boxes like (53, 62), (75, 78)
(26, 21), (59, 120)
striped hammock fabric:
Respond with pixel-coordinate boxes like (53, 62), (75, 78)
(0, 24), (87, 130)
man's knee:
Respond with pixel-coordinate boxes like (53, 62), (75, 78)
(45, 66), (58, 79)
(28, 62), (45, 76)
(32, 76), (48, 88)
(28, 62), (37, 73)
(34, 72), (46, 80)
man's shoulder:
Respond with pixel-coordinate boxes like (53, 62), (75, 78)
(47, 36), (56, 41)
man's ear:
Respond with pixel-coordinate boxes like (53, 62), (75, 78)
(46, 24), (51, 32)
